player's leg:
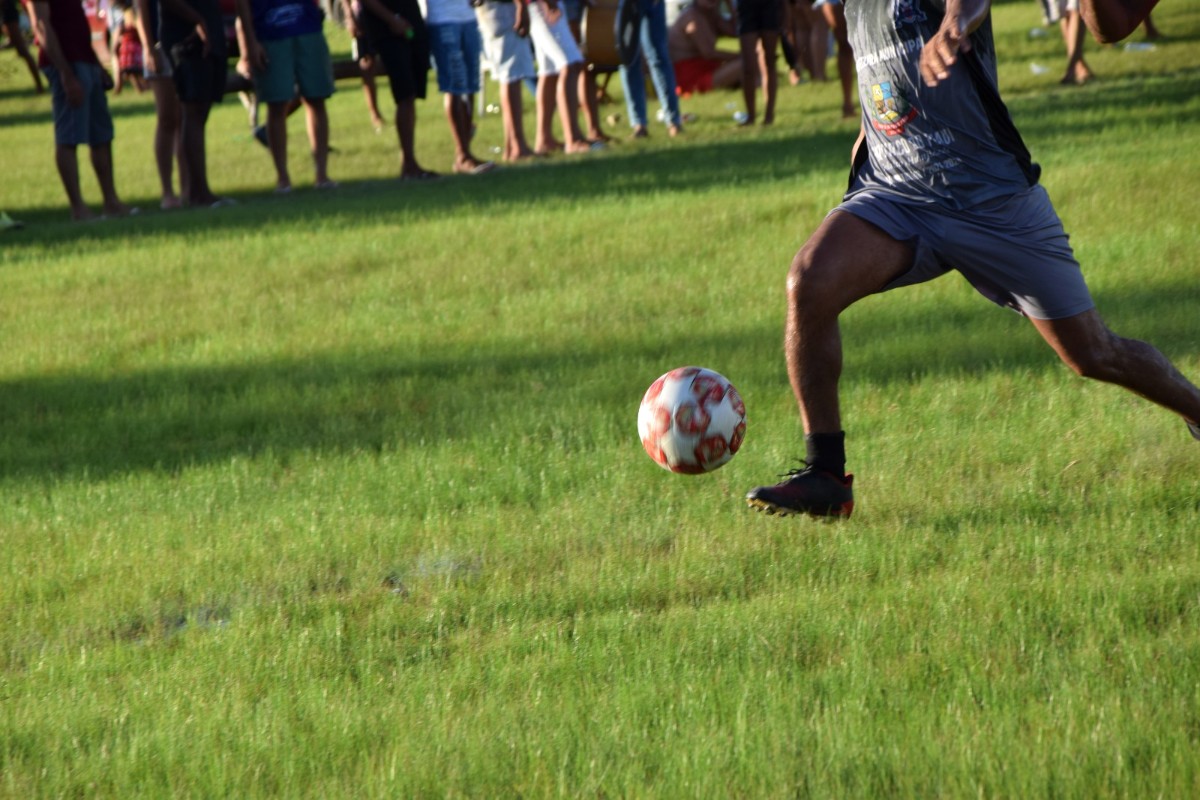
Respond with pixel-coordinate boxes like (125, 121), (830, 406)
(737, 33), (758, 124)
(757, 30), (778, 125)
(822, 1), (855, 118)
(1030, 310), (1200, 436)
(786, 210), (914, 434)
(747, 210), (915, 517)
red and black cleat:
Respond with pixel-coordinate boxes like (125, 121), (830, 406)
(746, 466), (855, 519)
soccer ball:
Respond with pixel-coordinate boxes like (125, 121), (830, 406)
(638, 366), (746, 474)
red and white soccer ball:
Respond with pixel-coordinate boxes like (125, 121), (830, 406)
(638, 366), (747, 474)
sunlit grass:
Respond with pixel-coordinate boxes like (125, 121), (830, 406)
(2, 2), (1200, 796)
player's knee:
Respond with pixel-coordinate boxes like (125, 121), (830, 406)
(786, 246), (836, 309)
(1060, 332), (1125, 381)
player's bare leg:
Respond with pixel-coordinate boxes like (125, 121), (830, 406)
(747, 211), (914, 517)
(1031, 310), (1200, 436)
(786, 211), (914, 433)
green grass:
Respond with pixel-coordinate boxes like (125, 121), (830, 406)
(3, 2), (1200, 796)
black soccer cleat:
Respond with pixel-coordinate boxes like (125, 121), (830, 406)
(1189, 420), (1200, 442)
(746, 465), (855, 519)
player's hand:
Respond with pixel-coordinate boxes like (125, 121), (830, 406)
(920, 20), (970, 86)
(389, 13), (413, 38)
(63, 72), (84, 107)
(194, 21), (211, 58)
(540, 0), (562, 24)
(149, 44), (167, 75)
(919, 0), (988, 86)
(248, 40), (268, 71)
(514, 2), (529, 36)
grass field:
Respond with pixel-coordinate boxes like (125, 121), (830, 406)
(3, 2), (1200, 796)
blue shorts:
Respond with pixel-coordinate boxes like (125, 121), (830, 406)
(44, 62), (115, 147)
(839, 185), (1095, 321)
(428, 21), (482, 95)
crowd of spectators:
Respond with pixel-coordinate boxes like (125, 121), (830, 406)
(7, 0), (1136, 222)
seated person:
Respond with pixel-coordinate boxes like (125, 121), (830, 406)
(667, 0), (738, 97)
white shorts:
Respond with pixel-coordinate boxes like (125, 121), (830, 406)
(527, 1), (582, 75)
(1039, 0), (1080, 25)
(475, 2), (536, 83)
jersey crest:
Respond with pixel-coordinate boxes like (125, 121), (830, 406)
(869, 81), (918, 135)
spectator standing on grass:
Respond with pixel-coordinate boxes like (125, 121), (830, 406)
(136, 0), (187, 208)
(357, 0), (438, 179)
(527, 0), (594, 154)
(110, 0), (147, 94)
(562, 0), (611, 143)
(733, 0), (779, 126)
(26, 0), (136, 221)
(1039, 0), (1093, 85)
(814, 0), (855, 118)
(619, 0), (683, 138)
(424, 0), (495, 174)
(4, 0), (45, 92)
(235, 0), (337, 192)
(474, 0), (537, 162)
(744, 0), (1200, 520)
(159, 0), (234, 206)
(339, 0), (386, 132)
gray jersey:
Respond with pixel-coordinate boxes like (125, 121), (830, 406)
(845, 0), (1038, 210)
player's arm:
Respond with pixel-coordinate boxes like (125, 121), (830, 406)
(133, 0), (166, 73)
(1080, 0), (1158, 43)
(27, 0), (83, 106)
(233, 0), (267, 70)
(919, 0), (990, 87)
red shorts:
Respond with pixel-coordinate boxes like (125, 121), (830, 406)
(673, 58), (723, 97)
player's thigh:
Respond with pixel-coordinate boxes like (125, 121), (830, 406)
(791, 210), (915, 312)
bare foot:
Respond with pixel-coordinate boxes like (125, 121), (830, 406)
(667, 124), (682, 137)
(504, 148), (537, 162)
(453, 158), (497, 174)
(160, 195), (183, 211)
(563, 140), (593, 154)
(630, 125), (649, 139)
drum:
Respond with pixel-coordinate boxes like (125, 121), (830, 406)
(582, 0), (641, 68)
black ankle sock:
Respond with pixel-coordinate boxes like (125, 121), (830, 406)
(805, 431), (846, 477)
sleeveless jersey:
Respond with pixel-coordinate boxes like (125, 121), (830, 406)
(845, 0), (1039, 210)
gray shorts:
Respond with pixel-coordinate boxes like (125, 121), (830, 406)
(838, 185), (1095, 320)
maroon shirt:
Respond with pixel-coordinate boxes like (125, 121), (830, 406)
(33, 0), (99, 68)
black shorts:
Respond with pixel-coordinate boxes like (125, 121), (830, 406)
(736, 0), (782, 36)
(173, 53), (227, 105)
(375, 34), (428, 104)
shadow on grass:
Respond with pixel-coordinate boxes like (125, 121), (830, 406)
(1, 126), (857, 244)
(2, 277), (1195, 482)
